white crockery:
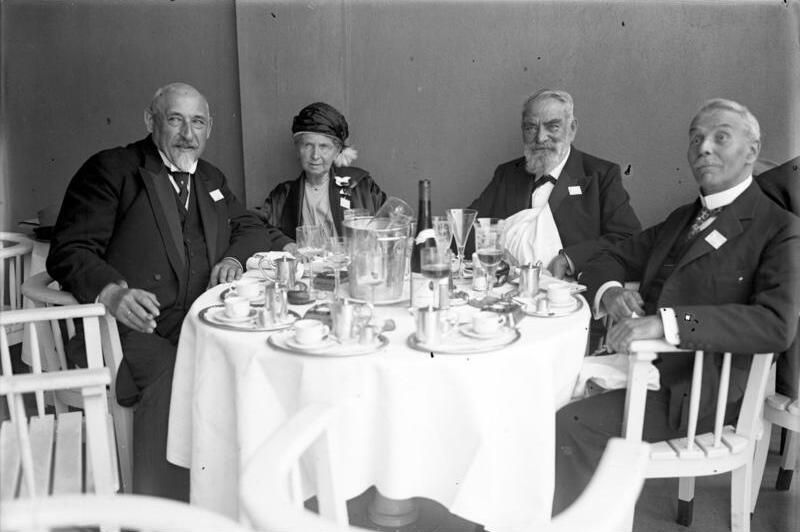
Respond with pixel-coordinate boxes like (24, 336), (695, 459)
(224, 296), (251, 319)
(472, 311), (504, 336)
(546, 285), (572, 306)
(293, 319), (330, 345)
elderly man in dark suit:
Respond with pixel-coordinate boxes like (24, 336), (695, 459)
(552, 99), (800, 513)
(47, 82), (290, 501)
(468, 89), (641, 278)
(757, 156), (800, 400)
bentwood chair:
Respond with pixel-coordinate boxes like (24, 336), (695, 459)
(20, 271), (134, 494)
(0, 304), (118, 501)
(240, 404), (651, 532)
(0, 232), (34, 347)
(623, 339), (773, 532)
(751, 364), (800, 511)
(0, 494), (254, 532)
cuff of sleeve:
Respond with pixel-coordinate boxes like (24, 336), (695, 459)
(594, 281), (623, 319)
(659, 307), (681, 345)
(560, 250), (576, 276)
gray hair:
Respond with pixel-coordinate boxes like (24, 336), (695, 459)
(147, 82), (210, 117)
(522, 89), (575, 122)
(692, 98), (760, 142)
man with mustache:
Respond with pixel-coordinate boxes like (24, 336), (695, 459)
(47, 82), (290, 500)
(468, 89), (641, 279)
(552, 99), (800, 514)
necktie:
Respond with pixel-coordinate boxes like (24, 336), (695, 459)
(173, 172), (190, 210)
(685, 206), (723, 242)
(532, 174), (557, 191)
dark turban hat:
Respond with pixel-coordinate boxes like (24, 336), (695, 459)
(291, 102), (349, 144)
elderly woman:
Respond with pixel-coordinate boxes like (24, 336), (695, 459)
(262, 102), (386, 240)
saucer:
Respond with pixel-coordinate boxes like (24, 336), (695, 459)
(210, 308), (257, 324)
(285, 336), (335, 351)
(459, 323), (505, 340)
(524, 294), (583, 317)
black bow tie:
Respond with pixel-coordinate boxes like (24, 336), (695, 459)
(532, 174), (557, 191)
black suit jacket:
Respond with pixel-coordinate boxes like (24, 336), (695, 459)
(581, 182), (800, 427)
(757, 156), (800, 399)
(48, 136), (289, 309)
(467, 147), (641, 269)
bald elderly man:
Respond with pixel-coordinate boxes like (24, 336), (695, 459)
(48, 83), (289, 500)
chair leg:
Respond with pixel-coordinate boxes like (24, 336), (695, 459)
(677, 477), (695, 526)
(731, 464), (752, 532)
(777, 429), (798, 491)
(750, 420), (772, 512)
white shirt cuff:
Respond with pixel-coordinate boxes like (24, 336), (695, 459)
(659, 307), (681, 345)
(594, 281), (623, 319)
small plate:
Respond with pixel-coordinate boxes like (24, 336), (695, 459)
(407, 328), (520, 354)
(268, 331), (388, 357)
(209, 308), (257, 324)
(199, 306), (299, 331)
(285, 336), (336, 351)
(523, 294), (584, 318)
(458, 323), (507, 340)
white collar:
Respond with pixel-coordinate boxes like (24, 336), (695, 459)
(700, 175), (752, 210)
(157, 149), (198, 175)
(547, 146), (571, 180)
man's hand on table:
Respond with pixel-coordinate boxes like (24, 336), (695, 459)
(209, 257), (243, 287)
(601, 286), (645, 323)
(98, 282), (160, 333)
(547, 253), (570, 280)
(606, 315), (664, 354)
(283, 242), (299, 256)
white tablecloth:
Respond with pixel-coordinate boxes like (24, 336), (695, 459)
(167, 284), (589, 531)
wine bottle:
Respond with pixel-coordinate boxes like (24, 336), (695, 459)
(410, 180), (435, 273)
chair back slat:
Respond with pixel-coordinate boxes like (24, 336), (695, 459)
(736, 353), (774, 436)
(81, 384), (115, 495)
(685, 351), (704, 451)
(24, 322), (47, 417)
(712, 352), (733, 447)
(0, 419), (22, 499)
(52, 411), (83, 495)
(10, 393), (36, 498)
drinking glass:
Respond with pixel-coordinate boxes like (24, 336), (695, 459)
(373, 197), (415, 228)
(446, 208), (478, 282)
(432, 216), (452, 250)
(420, 246), (451, 308)
(325, 236), (350, 299)
(353, 238), (386, 310)
(296, 225), (326, 296)
(474, 218), (504, 295)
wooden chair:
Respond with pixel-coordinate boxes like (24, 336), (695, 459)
(1, 304), (118, 500)
(0, 232), (34, 346)
(0, 493), (254, 532)
(19, 271), (134, 494)
(750, 365), (800, 510)
(623, 339), (773, 532)
(240, 404), (651, 532)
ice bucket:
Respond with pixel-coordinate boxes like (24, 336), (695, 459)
(343, 217), (411, 302)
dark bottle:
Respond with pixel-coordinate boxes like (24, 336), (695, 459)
(410, 179), (435, 273)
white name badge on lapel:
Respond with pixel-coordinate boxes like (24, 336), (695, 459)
(340, 198), (351, 209)
(705, 229), (727, 249)
(209, 189), (224, 202)
(568, 186), (582, 196)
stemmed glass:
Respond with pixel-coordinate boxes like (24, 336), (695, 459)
(432, 216), (452, 250)
(296, 225), (326, 297)
(446, 208), (478, 282)
(420, 247), (451, 308)
(474, 218), (504, 296)
(325, 236), (350, 300)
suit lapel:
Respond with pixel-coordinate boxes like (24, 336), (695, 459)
(549, 149), (587, 214)
(139, 164), (186, 273)
(281, 175), (304, 240)
(643, 204), (697, 283)
(193, 171), (220, 265)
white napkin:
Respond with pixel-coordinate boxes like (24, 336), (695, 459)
(572, 353), (661, 398)
(500, 205), (562, 268)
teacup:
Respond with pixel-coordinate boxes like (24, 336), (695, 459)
(234, 278), (262, 299)
(472, 311), (505, 336)
(546, 285), (572, 307)
(293, 319), (330, 345)
(224, 296), (250, 319)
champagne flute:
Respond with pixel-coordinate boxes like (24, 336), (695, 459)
(446, 208), (478, 282)
(296, 225), (325, 297)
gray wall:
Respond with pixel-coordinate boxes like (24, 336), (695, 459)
(238, 0), (800, 228)
(1, 0), (243, 231)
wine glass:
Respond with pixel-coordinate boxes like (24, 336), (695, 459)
(296, 225), (326, 297)
(432, 216), (452, 250)
(325, 236), (350, 300)
(474, 218), (504, 295)
(420, 246), (451, 308)
(446, 208), (478, 282)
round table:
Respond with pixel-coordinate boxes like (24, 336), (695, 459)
(167, 281), (589, 531)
